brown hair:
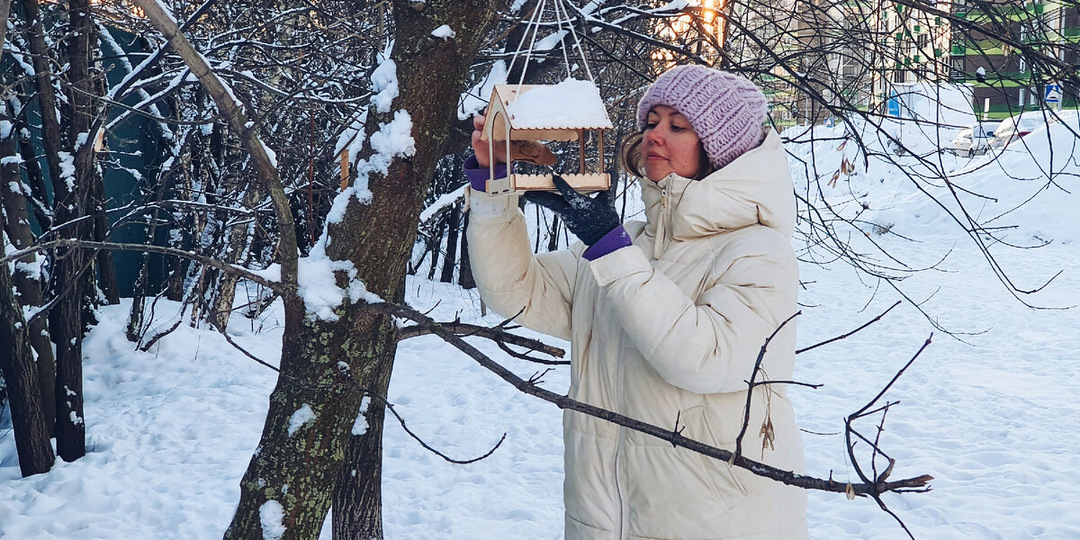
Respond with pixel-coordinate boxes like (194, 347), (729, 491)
(619, 132), (713, 181)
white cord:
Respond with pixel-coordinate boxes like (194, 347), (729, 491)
(508, 0), (548, 92)
(553, 0), (573, 79)
(505, 0), (596, 87)
(560, 0), (595, 82)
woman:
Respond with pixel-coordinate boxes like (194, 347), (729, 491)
(463, 65), (808, 539)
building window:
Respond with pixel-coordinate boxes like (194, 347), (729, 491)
(949, 57), (965, 80)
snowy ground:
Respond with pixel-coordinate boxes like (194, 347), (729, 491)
(2, 122), (1078, 539)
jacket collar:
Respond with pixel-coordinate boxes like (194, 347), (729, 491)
(639, 129), (796, 247)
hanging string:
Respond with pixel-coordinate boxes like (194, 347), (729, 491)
(552, 0), (573, 80)
(505, 0), (596, 89)
(507, 0), (548, 89)
(558, 0), (595, 82)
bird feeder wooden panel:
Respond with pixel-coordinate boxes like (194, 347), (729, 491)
(480, 81), (613, 194)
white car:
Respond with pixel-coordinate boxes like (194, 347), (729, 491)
(1045, 108), (1080, 128)
(989, 112), (1048, 149)
(949, 122), (999, 156)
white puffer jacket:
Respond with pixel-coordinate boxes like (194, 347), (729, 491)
(466, 130), (808, 540)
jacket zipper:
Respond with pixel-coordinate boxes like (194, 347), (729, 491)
(653, 186), (669, 260)
(615, 431), (627, 538)
(615, 330), (629, 538)
(616, 187), (670, 539)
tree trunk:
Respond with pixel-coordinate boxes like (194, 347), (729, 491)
(546, 214), (561, 252)
(439, 202), (460, 283)
(0, 229), (55, 477)
(331, 320), (398, 539)
(50, 243), (90, 461)
(458, 212), (476, 289)
(426, 217), (445, 281)
(50, 0), (100, 461)
(93, 172), (120, 305)
(219, 1), (501, 538)
(327, 4), (499, 538)
(167, 250), (185, 301)
(14, 108), (52, 230)
(1, 78), (55, 460)
(210, 183), (268, 329)
(0, 119), (56, 432)
(224, 309), (392, 540)
(127, 182), (168, 342)
(17, 0), (64, 189)
(0, 0), (10, 55)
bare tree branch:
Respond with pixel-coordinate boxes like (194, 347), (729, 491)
(363, 300), (934, 499)
(798, 300), (902, 354)
(398, 320), (567, 364)
(0, 239), (284, 293)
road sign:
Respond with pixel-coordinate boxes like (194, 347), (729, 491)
(887, 92), (901, 117)
(1045, 84), (1062, 104)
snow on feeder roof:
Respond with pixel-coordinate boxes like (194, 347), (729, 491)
(503, 79), (613, 130)
(481, 79), (612, 194)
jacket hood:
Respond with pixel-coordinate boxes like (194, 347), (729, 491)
(640, 129), (796, 241)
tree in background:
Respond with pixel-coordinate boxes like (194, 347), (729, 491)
(2, 0), (116, 465)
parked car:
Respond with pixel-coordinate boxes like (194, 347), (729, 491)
(1046, 108), (1079, 128)
(949, 122), (999, 156)
(989, 112), (1048, 149)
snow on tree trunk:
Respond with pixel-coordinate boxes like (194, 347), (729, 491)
(0, 230), (55, 477)
(329, 2), (500, 537)
(50, 0), (101, 461)
(218, 1), (503, 539)
(0, 117), (56, 434)
(0, 132), (55, 476)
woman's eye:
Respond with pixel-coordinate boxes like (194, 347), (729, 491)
(645, 122), (658, 130)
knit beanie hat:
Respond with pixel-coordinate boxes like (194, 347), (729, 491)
(636, 65), (768, 170)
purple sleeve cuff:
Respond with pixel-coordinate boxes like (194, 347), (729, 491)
(582, 225), (633, 261)
(464, 155), (508, 192)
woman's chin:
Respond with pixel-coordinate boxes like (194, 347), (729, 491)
(644, 166), (667, 183)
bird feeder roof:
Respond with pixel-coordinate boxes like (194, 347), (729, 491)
(482, 79), (613, 142)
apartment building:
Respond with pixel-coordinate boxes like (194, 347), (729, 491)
(947, 0), (1079, 117)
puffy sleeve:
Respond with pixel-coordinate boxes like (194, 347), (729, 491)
(465, 186), (582, 341)
(588, 228), (798, 394)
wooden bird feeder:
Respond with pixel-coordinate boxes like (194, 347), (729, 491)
(480, 80), (613, 194)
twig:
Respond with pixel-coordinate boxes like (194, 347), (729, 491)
(398, 321), (567, 364)
(735, 311), (800, 459)
(335, 364), (506, 465)
(797, 301), (901, 355)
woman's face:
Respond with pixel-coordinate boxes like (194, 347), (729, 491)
(642, 105), (704, 182)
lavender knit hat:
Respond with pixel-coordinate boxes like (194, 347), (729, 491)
(636, 65), (768, 169)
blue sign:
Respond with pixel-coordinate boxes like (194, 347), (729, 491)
(887, 92), (901, 117)
(1045, 84), (1062, 104)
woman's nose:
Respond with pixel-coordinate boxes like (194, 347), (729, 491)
(645, 128), (663, 146)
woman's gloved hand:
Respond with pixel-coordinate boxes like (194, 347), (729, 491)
(524, 176), (620, 246)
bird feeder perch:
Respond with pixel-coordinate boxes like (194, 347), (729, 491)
(481, 80), (613, 194)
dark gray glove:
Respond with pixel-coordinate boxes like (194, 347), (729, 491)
(523, 175), (620, 246)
